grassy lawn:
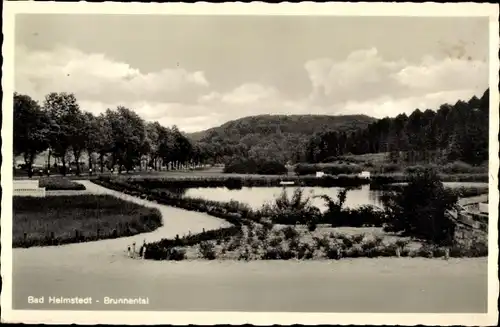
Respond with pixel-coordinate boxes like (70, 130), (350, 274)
(39, 177), (87, 190)
(13, 195), (162, 248)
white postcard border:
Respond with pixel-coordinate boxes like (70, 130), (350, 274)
(1, 2), (499, 325)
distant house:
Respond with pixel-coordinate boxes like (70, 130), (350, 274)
(316, 171), (325, 178)
(359, 171), (371, 179)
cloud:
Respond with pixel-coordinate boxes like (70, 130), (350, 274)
(15, 45), (488, 133)
(304, 48), (488, 107)
(335, 89), (484, 118)
(15, 45), (209, 104)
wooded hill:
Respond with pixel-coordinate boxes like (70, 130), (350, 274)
(190, 114), (376, 163)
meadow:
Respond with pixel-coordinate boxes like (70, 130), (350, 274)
(13, 194), (162, 248)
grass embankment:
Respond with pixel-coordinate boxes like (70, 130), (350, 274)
(13, 195), (162, 248)
(294, 160), (488, 179)
(39, 177), (87, 191)
(145, 223), (488, 261)
(121, 175), (371, 189)
(372, 183), (489, 198)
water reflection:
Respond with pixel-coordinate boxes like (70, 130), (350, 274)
(184, 185), (385, 212)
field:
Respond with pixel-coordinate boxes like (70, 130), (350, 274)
(13, 194), (162, 248)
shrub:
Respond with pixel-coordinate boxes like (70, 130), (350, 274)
(307, 222), (318, 232)
(313, 235), (330, 249)
(262, 187), (321, 225)
(297, 243), (314, 259)
(339, 235), (354, 249)
(352, 234), (366, 244)
(269, 236), (283, 247)
(395, 239), (410, 249)
(325, 246), (342, 260)
(238, 247), (252, 261)
(40, 177), (86, 191)
(289, 238), (300, 250)
(168, 248), (187, 261)
(260, 244), (296, 260)
(199, 241), (217, 260)
(382, 168), (458, 245)
(282, 226), (299, 240)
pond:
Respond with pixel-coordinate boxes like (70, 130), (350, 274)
(182, 182), (489, 212)
(184, 185), (384, 212)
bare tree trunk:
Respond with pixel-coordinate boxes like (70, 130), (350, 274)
(88, 151), (93, 175)
(61, 155), (67, 176)
(73, 150), (82, 176)
(46, 149), (51, 176)
(99, 153), (104, 173)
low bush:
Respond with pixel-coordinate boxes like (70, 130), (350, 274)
(39, 177), (86, 191)
(282, 226), (300, 240)
(199, 241), (217, 260)
(259, 188), (322, 225)
(261, 246), (295, 260)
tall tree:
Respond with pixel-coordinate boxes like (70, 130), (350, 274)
(95, 113), (113, 173)
(13, 93), (50, 177)
(107, 106), (147, 172)
(43, 92), (82, 176)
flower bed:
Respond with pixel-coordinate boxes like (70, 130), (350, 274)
(143, 224), (488, 261)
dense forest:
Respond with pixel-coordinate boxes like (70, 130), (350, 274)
(191, 114), (376, 164)
(303, 89), (490, 166)
(14, 89), (490, 177)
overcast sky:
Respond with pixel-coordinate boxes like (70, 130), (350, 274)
(15, 14), (489, 133)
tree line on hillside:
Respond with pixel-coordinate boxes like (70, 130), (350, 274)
(14, 92), (207, 176)
(194, 114), (375, 164)
(304, 89), (490, 166)
(14, 89), (490, 177)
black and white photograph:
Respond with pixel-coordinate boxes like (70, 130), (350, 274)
(1, 2), (498, 325)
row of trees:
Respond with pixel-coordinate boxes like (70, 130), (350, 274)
(14, 92), (201, 176)
(304, 89), (489, 166)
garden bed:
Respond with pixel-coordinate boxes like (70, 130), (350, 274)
(13, 194), (162, 248)
(144, 223), (488, 261)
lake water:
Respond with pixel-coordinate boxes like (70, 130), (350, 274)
(185, 185), (384, 212)
(183, 182), (489, 212)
